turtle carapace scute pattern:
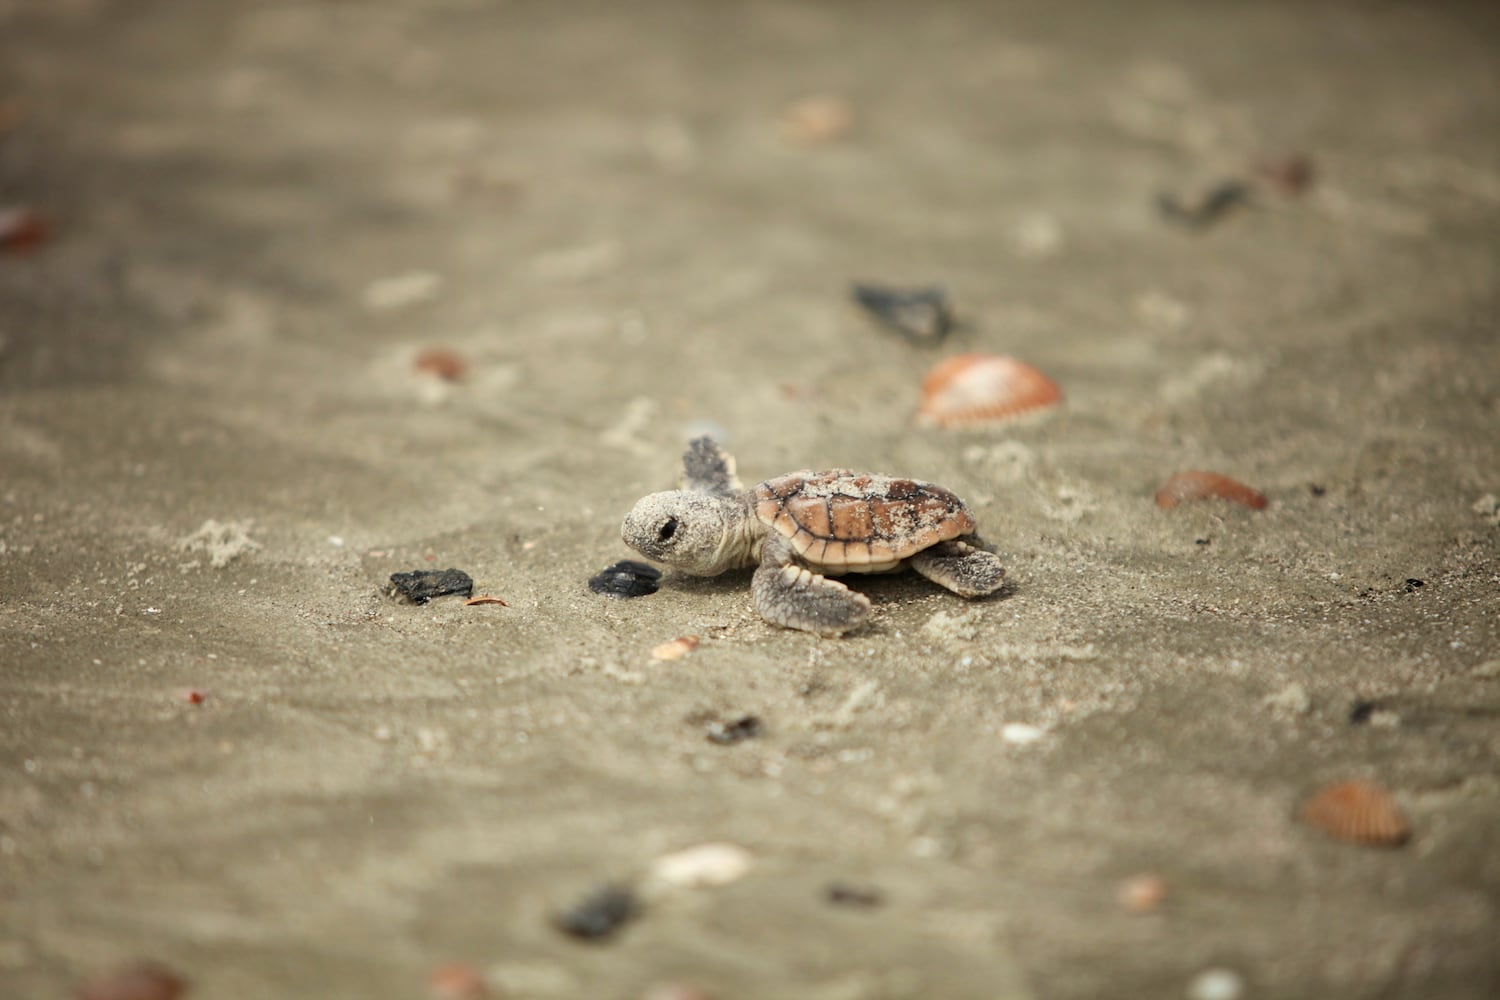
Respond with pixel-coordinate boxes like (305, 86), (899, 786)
(619, 437), (1007, 635)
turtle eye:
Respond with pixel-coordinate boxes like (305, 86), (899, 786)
(658, 517), (679, 542)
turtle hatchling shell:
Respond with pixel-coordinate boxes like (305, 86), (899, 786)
(753, 471), (976, 570)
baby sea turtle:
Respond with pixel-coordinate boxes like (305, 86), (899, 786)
(620, 437), (1006, 635)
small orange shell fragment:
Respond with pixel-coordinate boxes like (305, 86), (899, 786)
(414, 348), (468, 382)
(428, 962), (489, 999)
(917, 354), (1062, 429)
(651, 636), (700, 661)
(0, 206), (51, 253)
(77, 962), (188, 1000)
(1116, 873), (1168, 913)
(464, 595), (508, 606)
(1154, 471), (1267, 510)
(778, 94), (854, 144)
(1300, 780), (1411, 847)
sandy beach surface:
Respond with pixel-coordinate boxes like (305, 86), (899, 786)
(2, 2), (1498, 998)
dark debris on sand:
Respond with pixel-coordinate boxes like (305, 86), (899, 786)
(386, 568), (475, 604)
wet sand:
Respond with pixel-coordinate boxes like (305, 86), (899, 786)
(2, 2), (1499, 998)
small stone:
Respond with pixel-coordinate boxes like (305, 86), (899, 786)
(649, 842), (754, 889)
(851, 283), (953, 343)
(387, 568), (475, 604)
(824, 882), (884, 909)
(1263, 683), (1311, 718)
(705, 715), (762, 745)
(588, 560), (661, 599)
(1000, 723), (1047, 745)
(1185, 967), (1245, 1000)
(1010, 212), (1065, 258)
(554, 885), (639, 942)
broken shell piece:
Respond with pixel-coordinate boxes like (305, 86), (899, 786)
(1154, 471), (1268, 510)
(77, 962), (188, 1000)
(588, 560), (662, 598)
(649, 842), (754, 889)
(0, 206), (51, 253)
(1252, 154), (1315, 196)
(651, 636), (700, 660)
(464, 595), (509, 607)
(414, 348), (469, 382)
(428, 962), (490, 999)
(1116, 873), (1167, 913)
(851, 283), (953, 343)
(918, 354), (1063, 429)
(1300, 780), (1411, 847)
(778, 94), (853, 144)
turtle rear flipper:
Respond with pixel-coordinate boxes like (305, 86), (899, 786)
(909, 539), (1006, 598)
(752, 534), (871, 636)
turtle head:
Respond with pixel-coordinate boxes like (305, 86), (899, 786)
(621, 490), (744, 576)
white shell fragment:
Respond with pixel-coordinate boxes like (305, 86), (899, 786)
(1186, 968), (1245, 1000)
(649, 842), (755, 889)
(1000, 723), (1048, 745)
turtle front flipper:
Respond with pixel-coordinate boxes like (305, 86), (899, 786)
(681, 436), (742, 496)
(908, 539), (1006, 598)
(752, 534), (871, 636)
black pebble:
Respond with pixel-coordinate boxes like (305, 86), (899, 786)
(1404, 578), (1425, 592)
(589, 560), (662, 598)
(851, 283), (953, 343)
(1349, 700), (1378, 724)
(554, 885), (639, 942)
(387, 568), (474, 604)
(825, 882), (885, 909)
(706, 715), (763, 745)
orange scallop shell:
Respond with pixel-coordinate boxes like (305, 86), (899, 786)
(1300, 780), (1411, 847)
(1154, 471), (1267, 510)
(917, 354), (1062, 429)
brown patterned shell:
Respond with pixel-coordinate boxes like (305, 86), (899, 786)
(753, 470), (976, 570)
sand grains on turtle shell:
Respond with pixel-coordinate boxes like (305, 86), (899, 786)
(755, 472), (973, 568)
(1300, 779), (1411, 847)
(917, 354), (1062, 428)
